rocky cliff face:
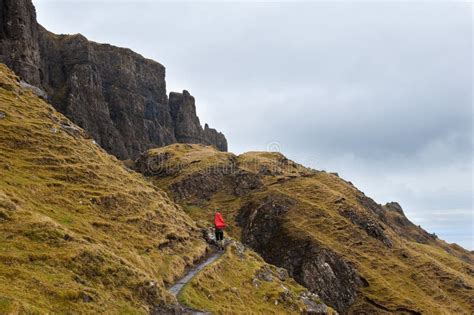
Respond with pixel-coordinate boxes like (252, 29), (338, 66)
(237, 194), (365, 313)
(0, 0), (227, 159)
(0, 0), (41, 86)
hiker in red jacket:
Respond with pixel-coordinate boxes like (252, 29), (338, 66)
(214, 211), (226, 250)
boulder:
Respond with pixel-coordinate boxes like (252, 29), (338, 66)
(256, 265), (273, 282)
(339, 208), (393, 247)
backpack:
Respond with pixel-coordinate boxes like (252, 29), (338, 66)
(214, 212), (226, 229)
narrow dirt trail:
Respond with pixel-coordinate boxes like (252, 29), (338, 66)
(169, 251), (223, 296)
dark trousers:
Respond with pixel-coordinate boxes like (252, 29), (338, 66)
(215, 228), (224, 241)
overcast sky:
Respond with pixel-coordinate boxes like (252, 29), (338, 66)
(33, 0), (473, 250)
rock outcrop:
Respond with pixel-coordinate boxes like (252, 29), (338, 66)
(237, 194), (364, 313)
(383, 202), (440, 246)
(168, 169), (261, 201)
(0, 0), (227, 159)
(0, 0), (41, 86)
(169, 90), (226, 152)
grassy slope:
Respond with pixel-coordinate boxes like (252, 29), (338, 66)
(0, 64), (335, 315)
(179, 242), (336, 315)
(276, 174), (473, 313)
(141, 144), (474, 314)
(0, 64), (208, 313)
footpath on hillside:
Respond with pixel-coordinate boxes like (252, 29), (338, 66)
(169, 251), (223, 296)
(152, 229), (224, 315)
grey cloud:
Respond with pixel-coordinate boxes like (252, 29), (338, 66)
(33, 0), (472, 249)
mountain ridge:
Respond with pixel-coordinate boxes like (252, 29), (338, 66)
(0, 0), (227, 159)
(136, 144), (474, 314)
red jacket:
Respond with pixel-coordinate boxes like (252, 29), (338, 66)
(214, 212), (226, 229)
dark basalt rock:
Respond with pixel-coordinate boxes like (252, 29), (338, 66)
(169, 168), (262, 201)
(232, 170), (263, 196)
(339, 208), (393, 248)
(0, 0), (41, 86)
(356, 193), (387, 223)
(384, 201), (404, 215)
(0, 0), (227, 159)
(170, 172), (225, 201)
(382, 202), (438, 245)
(169, 90), (227, 152)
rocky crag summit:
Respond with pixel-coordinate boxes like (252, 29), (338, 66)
(0, 0), (226, 159)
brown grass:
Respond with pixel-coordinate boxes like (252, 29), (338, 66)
(0, 64), (207, 313)
(179, 242), (336, 314)
(143, 143), (474, 314)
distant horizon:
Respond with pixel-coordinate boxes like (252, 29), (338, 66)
(33, 0), (473, 250)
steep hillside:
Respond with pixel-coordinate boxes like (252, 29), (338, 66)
(136, 144), (474, 314)
(0, 0), (226, 159)
(0, 64), (337, 315)
(179, 241), (336, 314)
(0, 64), (208, 313)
